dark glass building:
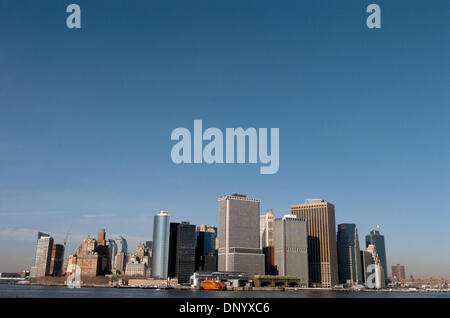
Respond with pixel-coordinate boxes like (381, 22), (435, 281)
(195, 226), (217, 272)
(168, 221), (196, 284)
(365, 229), (388, 283)
(337, 223), (362, 285)
(49, 244), (65, 276)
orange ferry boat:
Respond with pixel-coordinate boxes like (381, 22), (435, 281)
(200, 279), (226, 291)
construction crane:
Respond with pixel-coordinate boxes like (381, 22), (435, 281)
(63, 230), (70, 247)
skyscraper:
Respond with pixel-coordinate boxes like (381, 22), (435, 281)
(97, 228), (107, 256)
(366, 244), (385, 288)
(115, 236), (128, 254)
(360, 250), (374, 285)
(75, 235), (101, 276)
(152, 210), (170, 279)
(337, 223), (362, 285)
(274, 215), (309, 287)
(49, 244), (65, 276)
(145, 241), (153, 258)
(168, 222), (196, 284)
(290, 199), (339, 288)
(107, 239), (117, 273)
(218, 194), (265, 275)
(259, 210), (274, 249)
(195, 225), (217, 272)
(365, 229), (388, 283)
(107, 236), (127, 274)
(30, 232), (53, 278)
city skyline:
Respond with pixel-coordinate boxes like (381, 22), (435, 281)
(1, 0), (449, 279)
(1, 195), (447, 280)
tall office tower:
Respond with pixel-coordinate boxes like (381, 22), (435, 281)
(114, 252), (127, 274)
(96, 228), (109, 274)
(49, 244), (65, 276)
(115, 236), (128, 254)
(337, 223), (363, 285)
(259, 210), (274, 248)
(218, 194), (265, 275)
(274, 215), (309, 287)
(30, 232), (54, 278)
(263, 246), (276, 275)
(168, 222), (196, 284)
(290, 199), (339, 288)
(391, 264), (406, 282)
(107, 239), (117, 273)
(97, 228), (107, 256)
(152, 210), (170, 279)
(366, 244), (385, 288)
(360, 250), (374, 284)
(145, 241), (153, 258)
(76, 236), (97, 255)
(195, 225), (218, 272)
(76, 236), (101, 276)
(136, 242), (147, 261)
(365, 229), (388, 283)
(197, 225), (217, 234)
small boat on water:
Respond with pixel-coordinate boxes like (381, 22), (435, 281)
(200, 279), (226, 291)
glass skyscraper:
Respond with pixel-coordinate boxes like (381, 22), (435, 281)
(337, 223), (362, 285)
(168, 221), (196, 284)
(152, 210), (170, 279)
(365, 229), (388, 283)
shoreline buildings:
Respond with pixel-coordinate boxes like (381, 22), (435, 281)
(26, 195), (397, 289)
(291, 199), (339, 288)
(218, 194), (265, 275)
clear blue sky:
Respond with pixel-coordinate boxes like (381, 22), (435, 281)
(0, 0), (448, 278)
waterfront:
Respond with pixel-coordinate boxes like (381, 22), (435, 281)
(1, 284), (449, 298)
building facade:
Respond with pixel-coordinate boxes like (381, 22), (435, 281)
(366, 244), (385, 288)
(365, 229), (388, 283)
(49, 244), (65, 276)
(152, 210), (170, 279)
(30, 232), (53, 278)
(259, 210), (274, 248)
(360, 250), (374, 285)
(218, 194), (265, 275)
(274, 215), (309, 287)
(337, 223), (363, 285)
(263, 246), (276, 275)
(290, 199), (339, 288)
(391, 264), (406, 282)
(195, 225), (218, 272)
(168, 222), (196, 284)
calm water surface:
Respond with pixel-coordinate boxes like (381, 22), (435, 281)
(1, 284), (449, 298)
